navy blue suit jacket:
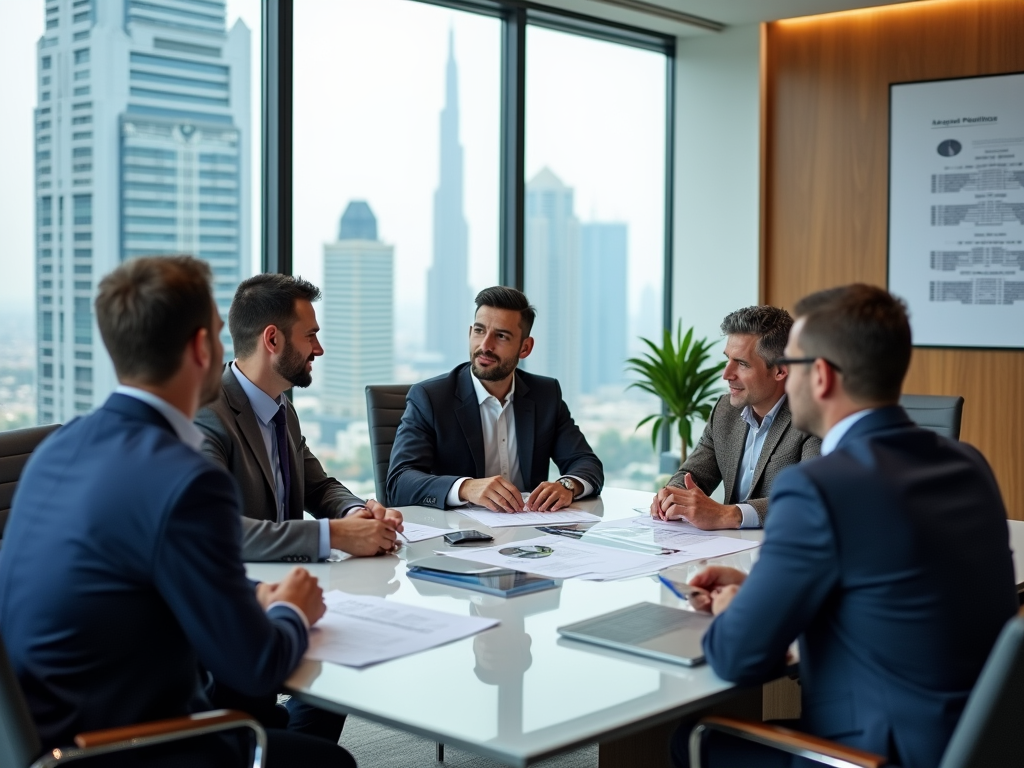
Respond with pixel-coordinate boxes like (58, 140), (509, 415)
(0, 394), (308, 749)
(387, 364), (603, 508)
(703, 406), (1017, 768)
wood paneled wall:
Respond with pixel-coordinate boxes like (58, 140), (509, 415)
(762, 0), (1024, 519)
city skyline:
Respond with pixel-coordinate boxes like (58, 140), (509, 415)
(32, 0), (250, 425)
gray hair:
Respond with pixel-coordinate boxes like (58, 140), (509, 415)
(720, 305), (794, 366)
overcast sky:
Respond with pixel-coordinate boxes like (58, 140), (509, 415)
(0, 1), (667, 339)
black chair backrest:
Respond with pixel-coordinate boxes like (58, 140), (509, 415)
(940, 615), (1024, 768)
(0, 424), (60, 539)
(900, 394), (964, 441)
(365, 385), (411, 506)
(0, 634), (41, 768)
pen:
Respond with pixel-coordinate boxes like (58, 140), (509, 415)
(658, 573), (705, 600)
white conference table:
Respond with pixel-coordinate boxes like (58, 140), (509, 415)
(246, 488), (1024, 768)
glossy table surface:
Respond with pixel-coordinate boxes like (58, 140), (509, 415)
(246, 488), (1024, 767)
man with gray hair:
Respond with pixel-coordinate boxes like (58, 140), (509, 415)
(650, 305), (820, 529)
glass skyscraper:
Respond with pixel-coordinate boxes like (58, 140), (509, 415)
(34, 0), (250, 425)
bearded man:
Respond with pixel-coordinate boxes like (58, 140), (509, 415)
(387, 286), (603, 512)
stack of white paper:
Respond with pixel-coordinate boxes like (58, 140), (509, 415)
(305, 591), (498, 667)
(397, 521), (451, 542)
(457, 508), (601, 528)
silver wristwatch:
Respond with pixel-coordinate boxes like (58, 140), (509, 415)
(557, 477), (578, 497)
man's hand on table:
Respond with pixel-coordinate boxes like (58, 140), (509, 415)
(329, 508), (398, 556)
(650, 473), (742, 530)
(687, 566), (747, 615)
(256, 567), (326, 625)
(525, 480), (577, 511)
(459, 476), (524, 513)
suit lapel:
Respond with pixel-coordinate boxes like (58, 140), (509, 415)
(721, 406), (749, 505)
(223, 368), (277, 501)
(749, 402), (791, 495)
(455, 367), (486, 478)
(513, 373), (535, 488)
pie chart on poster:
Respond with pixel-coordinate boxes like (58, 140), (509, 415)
(937, 139), (962, 157)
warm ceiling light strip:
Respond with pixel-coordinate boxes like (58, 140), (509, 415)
(587, 0), (726, 32)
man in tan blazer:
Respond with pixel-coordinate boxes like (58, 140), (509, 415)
(650, 305), (821, 529)
(196, 274), (403, 563)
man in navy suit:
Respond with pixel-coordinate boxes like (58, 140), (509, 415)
(677, 284), (1017, 768)
(0, 256), (354, 767)
(387, 286), (603, 512)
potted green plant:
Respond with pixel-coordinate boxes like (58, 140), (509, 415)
(626, 322), (725, 468)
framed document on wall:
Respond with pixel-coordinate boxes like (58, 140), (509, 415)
(888, 72), (1024, 349)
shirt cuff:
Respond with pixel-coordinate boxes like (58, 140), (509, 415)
(267, 601), (310, 631)
(565, 476), (593, 499)
(317, 518), (331, 560)
(737, 503), (761, 529)
(446, 477), (471, 507)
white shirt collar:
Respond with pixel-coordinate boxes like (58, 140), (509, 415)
(230, 361), (286, 426)
(114, 385), (205, 452)
(471, 369), (516, 407)
(821, 408), (877, 455)
(740, 393), (787, 432)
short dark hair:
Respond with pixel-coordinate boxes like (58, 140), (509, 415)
(793, 284), (911, 403)
(95, 255), (214, 385)
(474, 286), (537, 337)
(229, 273), (321, 358)
(720, 305), (793, 366)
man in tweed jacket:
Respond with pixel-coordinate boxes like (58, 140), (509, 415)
(651, 306), (821, 529)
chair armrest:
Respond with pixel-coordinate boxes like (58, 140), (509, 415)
(74, 709), (255, 748)
(30, 709), (266, 768)
(689, 716), (888, 768)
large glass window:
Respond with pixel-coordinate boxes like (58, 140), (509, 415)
(292, 0), (501, 496)
(0, 0), (261, 431)
(524, 26), (667, 490)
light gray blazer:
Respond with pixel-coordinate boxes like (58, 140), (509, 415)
(195, 366), (364, 562)
(667, 394), (821, 526)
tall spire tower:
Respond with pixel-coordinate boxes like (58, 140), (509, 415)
(426, 29), (471, 369)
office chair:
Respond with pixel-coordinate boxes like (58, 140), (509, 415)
(364, 384), (412, 506)
(688, 614), (1024, 768)
(0, 424), (61, 539)
(0, 634), (266, 768)
(900, 394), (965, 441)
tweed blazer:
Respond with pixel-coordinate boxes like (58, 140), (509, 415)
(195, 365), (364, 562)
(667, 394), (820, 526)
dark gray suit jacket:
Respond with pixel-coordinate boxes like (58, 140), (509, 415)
(387, 364), (603, 508)
(195, 366), (364, 562)
(667, 394), (820, 526)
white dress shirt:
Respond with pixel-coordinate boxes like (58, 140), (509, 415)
(734, 394), (789, 529)
(446, 373), (592, 507)
(230, 363), (335, 560)
(114, 385), (307, 627)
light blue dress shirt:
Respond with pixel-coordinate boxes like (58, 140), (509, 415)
(735, 394), (789, 528)
(820, 408), (876, 455)
(230, 363), (333, 560)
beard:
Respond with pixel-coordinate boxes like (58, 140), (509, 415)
(274, 337), (314, 388)
(470, 350), (518, 382)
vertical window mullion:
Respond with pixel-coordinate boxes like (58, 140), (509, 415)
(499, 6), (525, 291)
(263, 0), (293, 276)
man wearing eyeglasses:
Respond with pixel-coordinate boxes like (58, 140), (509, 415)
(650, 305), (821, 530)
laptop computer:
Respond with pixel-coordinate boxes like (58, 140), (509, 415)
(557, 602), (713, 666)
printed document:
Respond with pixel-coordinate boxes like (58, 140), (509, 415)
(305, 591), (498, 667)
(398, 521), (451, 542)
(457, 508), (601, 528)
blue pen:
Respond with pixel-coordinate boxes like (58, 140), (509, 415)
(658, 573), (705, 600)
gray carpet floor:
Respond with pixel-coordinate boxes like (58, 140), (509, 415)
(342, 715), (597, 768)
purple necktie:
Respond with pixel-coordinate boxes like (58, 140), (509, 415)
(271, 406), (292, 523)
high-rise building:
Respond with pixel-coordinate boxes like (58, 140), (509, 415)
(34, 0), (250, 425)
(425, 29), (471, 370)
(322, 201), (394, 418)
(525, 167), (581, 405)
(580, 222), (628, 394)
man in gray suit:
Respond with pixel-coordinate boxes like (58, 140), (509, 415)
(651, 305), (820, 529)
(196, 274), (403, 563)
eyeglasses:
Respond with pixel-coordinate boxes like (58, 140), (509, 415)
(772, 356), (843, 372)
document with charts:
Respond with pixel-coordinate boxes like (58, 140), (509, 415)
(304, 591), (498, 667)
